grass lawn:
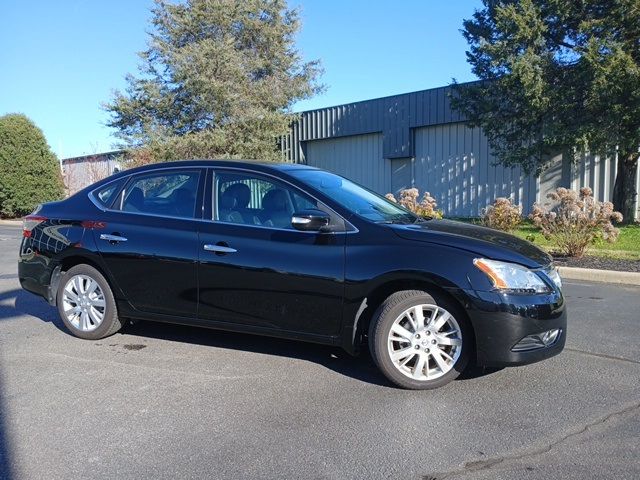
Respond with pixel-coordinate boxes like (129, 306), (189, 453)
(510, 222), (640, 260)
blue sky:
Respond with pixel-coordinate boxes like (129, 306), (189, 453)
(0, 0), (481, 159)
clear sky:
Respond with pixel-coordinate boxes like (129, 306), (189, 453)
(0, 0), (481, 159)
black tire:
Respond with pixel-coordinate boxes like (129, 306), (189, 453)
(369, 289), (471, 390)
(56, 264), (122, 340)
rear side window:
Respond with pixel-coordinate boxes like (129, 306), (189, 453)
(92, 180), (124, 208)
(118, 170), (201, 219)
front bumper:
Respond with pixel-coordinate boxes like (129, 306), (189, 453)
(459, 288), (567, 367)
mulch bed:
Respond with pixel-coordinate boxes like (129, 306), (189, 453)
(552, 255), (640, 273)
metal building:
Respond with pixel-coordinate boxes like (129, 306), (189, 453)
(61, 150), (124, 194)
(283, 85), (639, 220)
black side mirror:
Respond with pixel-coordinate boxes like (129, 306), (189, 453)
(291, 209), (331, 232)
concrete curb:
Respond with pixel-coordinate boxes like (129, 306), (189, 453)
(559, 266), (640, 286)
(0, 219), (22, 226)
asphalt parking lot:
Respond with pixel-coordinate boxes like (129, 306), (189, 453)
(0, 222), (639, 480)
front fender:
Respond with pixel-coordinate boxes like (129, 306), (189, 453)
(340, 237), (482, 354)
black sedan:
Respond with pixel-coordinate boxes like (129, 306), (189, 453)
(19, 160), (566, 389)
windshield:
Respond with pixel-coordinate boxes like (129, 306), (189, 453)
(290, 169), (419, 224)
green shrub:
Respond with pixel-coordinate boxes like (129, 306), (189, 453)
(481, 197), (522, 232)
(529, 187), (623, 257)
(386, 188), (443, 219)
(0, 114), (64, 217)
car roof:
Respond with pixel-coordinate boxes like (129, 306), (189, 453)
(122, 159), (319, 175)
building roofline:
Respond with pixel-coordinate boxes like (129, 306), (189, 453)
(61, 150), (126, 163)
(292, 79), (480, 115)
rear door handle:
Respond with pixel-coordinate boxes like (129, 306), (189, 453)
(100, 234), (128, 243)
(203, 244), (237, 254)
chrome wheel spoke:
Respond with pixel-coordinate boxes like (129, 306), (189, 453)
(431, 348), (448, 372)
(89, 307), (103, 325)
(412, 354), (427, 379)
(90, 296), (105, 308)
(432, 311), (451, 331)
(391, 347), (415, 361)
(404, 312), (417, 331)
(412, 306), (425, 329)
(86, 279), (99, 296)
(438, 349), (454, 362)
(437, 335), (461, 346)
(64, 288), (80, 303)
(73, 276), (83, 295)
(391, 323), (414, 341)
(399, 353), (415, 368)
(64, 306), (81, 316)
(80, 311), (89, 330)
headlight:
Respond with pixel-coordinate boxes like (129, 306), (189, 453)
(545, 267), (562, 290)
(473, 258), (550, 294)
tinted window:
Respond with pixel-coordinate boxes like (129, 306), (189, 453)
(120, 170), (200, 218)
(93, 179), (124, 208)
(215, 171), (317, 229)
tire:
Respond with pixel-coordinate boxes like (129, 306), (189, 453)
(369, 290), (471, 390)
(56, 264), (123, 340)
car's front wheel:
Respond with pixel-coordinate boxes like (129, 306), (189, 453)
(56, 264), (123, 340)
(369, 290), (470, 389)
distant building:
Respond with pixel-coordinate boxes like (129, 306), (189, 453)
(61, 150), (124, 194)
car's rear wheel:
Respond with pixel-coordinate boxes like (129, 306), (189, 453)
(369, 290), (470, 390)
(56, 264), (122, 340)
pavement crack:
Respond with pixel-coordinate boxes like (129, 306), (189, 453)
(435, 401), (640, 479)
(565, 347), (640, 365)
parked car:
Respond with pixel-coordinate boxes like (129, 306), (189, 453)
(18, 160), (566, 389)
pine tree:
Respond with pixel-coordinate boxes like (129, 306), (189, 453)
(105, 0), (323, 163)
(453, 0), (640, 221)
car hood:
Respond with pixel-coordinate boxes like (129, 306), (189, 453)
(390, 219), (551, 268)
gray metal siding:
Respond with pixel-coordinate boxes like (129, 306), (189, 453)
(303, 133), (390, 194)
(286, 85), (464, 162)
(413, 124), (537, 217)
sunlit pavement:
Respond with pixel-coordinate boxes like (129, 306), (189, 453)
(0, 223), (638, 480)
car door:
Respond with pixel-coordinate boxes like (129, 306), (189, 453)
(94, 167), (204, 318)
(197, 168), (346, 337)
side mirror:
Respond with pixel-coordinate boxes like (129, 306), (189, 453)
(291, 209), (331, 232)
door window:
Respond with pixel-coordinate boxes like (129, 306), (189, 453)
(119, 170), (200, 219)
(214, 171), (317, 229)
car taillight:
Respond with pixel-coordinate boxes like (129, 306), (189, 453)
(23, 215), (47, 238)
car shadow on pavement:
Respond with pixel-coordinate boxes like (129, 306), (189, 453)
(0, 375), (12, 480)
(123, 320), (394, 387)
(121, 320), (502, 385)
(0, 290), (19, 480)
(5, 288), (502, 388)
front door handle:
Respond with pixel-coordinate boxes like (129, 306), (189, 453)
(100, 233), (128, 243)
(203, 244), (237, 254)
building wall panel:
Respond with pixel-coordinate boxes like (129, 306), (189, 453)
(413, 123), (538, 217)
(303, 133), (390, 194)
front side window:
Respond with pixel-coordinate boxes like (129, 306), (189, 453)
(119, 170), (200, 219)
(214, 171), (318, 229)
(289, 169), (419, 224)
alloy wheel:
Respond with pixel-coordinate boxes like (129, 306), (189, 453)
(387, 304), (463, 381)
(61, 274), (106, 332)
